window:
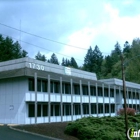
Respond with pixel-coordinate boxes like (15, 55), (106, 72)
(42, 80), (47, 92)
(98, 103), (103, 113)
(111, 104), (115, 113)
(63, 104), (71, 115)
(54, 82), (60, 93)
(105, 104), (109, 113)
(29, 78), (34, 91)
(74, 85), (80, 95)
(90, 86), (96, 96)
(83, 104), (89, 114)
(91, 103), (97, 114)
(28, 104), (35, 117)
(43, 104), (48, 116)
(104, 88), (108, 97)
(37, 79), (41, 92)
(51, 82), (53, 93)
(65, 83), (70, 94)
(110, 89), (114, 97)
(37, 104), (41, 117)
(98, 87), (103, 96)
(83, 86), (88, 95)
(55, 105), (60, 116)
(74, 104), (81, 115)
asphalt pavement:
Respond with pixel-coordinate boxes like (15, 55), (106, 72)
(0, 125), (56, 140)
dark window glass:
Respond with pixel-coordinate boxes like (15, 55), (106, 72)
(29, 78), (34, 91)
(43, 104), (48, 116)
(42, 80), (47, 92)
(28, 104), (35, 117)
(74, 104), (80, 115)
(51, 82), (53, 93)
(74, 85), (80, 95)
(111, 104), (115, 113)
(37, 79), (41, 92)
(83, 104), (89, 114)
(90, 86), (96, 96)
(91, 103), (97, 114)
(62, 83), (65, 93)
(98, 87), (102, 96)
(104, 88), (108, 97)
(105, 104), (109, 113)
(98, 103), (103, 113)
(110, 89), (114, 97)
(65, 83), (70, 94)
(55, 105), (60, 116)
(51, 105), (53, 116)
(83, 86), (88, 95)
(37, 104), (41, 117)
(54, 82), (60, 93)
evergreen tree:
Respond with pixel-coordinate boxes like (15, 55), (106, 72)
(48, 53), (59, 65)
(61, 57), (66, 66)
(84, 46), (93, 72)
(123, 41), (131, 58)
(0, 35), (28, 62)
(70, 57), (78, 68)
(84, 46), (103, 78)
(35, 51), (46, 62)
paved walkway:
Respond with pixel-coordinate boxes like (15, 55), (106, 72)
(0, 125), (55, 140)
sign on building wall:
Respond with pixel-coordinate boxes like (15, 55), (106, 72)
(65, 67), (71, 75)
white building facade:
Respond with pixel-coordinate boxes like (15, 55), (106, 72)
(0, 57), (140, 124)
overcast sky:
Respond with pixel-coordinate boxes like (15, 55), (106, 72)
(0, 0), (140, 66)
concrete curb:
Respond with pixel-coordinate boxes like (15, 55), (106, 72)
(9, 126), (62, 140)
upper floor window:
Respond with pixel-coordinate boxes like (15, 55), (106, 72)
(29, 78), (34, 91)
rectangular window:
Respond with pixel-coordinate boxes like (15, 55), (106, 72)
(29, 78), (34, 91)
(98, 87), (103, 96)
(105, 104), (109, 113)
(55, 105), (60, 116)
(74, 104), (81, 115)
(43, 104), (48, 116)
(90, 86), (96, 96)
(110, 89), (114, 97)
(54, 82), (60, 93)
(74, 85), (80, 95)
(98, 103), (103, 113)
(65, 83), (70, 94)
(111, 104), (115, 113)
(37, 104), (41, 117)
(28, 104), (35, 117)
(91, 103), (97, 114)
(83, 104), (89, 114)
(37, 79), (41, 92)
(42, 80), (47, 92)
(83, 86), (88, 95)
(104, 88), (109, 97)
(51, 82), (53, 93)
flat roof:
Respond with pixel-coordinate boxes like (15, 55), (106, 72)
(0, 57), (97, 81)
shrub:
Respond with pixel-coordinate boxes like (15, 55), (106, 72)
(117, 108), (136, 116)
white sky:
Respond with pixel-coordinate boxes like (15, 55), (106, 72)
(0, 0), (140, 66)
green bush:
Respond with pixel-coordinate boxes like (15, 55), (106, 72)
(65, 115), (140, 140)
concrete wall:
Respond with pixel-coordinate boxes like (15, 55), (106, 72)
(0, 77), (27, 124)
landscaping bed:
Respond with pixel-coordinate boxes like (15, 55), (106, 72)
(14, 122), (79, 140)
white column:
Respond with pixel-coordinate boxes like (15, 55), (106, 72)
(131, 89), (133, 108)
(127, 88), (129, 108)
(96, 83), (98, 117)
(88, 81), (91, 116)
(60, 77), (63, 122)
(34, 72), (37, 124)
(80, 80), (83, 118)
(108, 85), (111, 116)
(48, 75), (51, 123)
(114, 86), (116, 115)
(70, 79), (73, 121)
(102, 84), (105, 116)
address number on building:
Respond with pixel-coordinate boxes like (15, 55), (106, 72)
(29, 63), (45, 71)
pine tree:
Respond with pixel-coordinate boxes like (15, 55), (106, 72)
(70, 57), (78, 68)
(0, 35), (28, 62)
(48, 53), (59, 65)
(35, 51), (46, 62)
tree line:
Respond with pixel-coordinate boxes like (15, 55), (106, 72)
(1, 34), (140, 83)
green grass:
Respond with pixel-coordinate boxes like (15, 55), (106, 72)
(64, 115), (140, 140)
